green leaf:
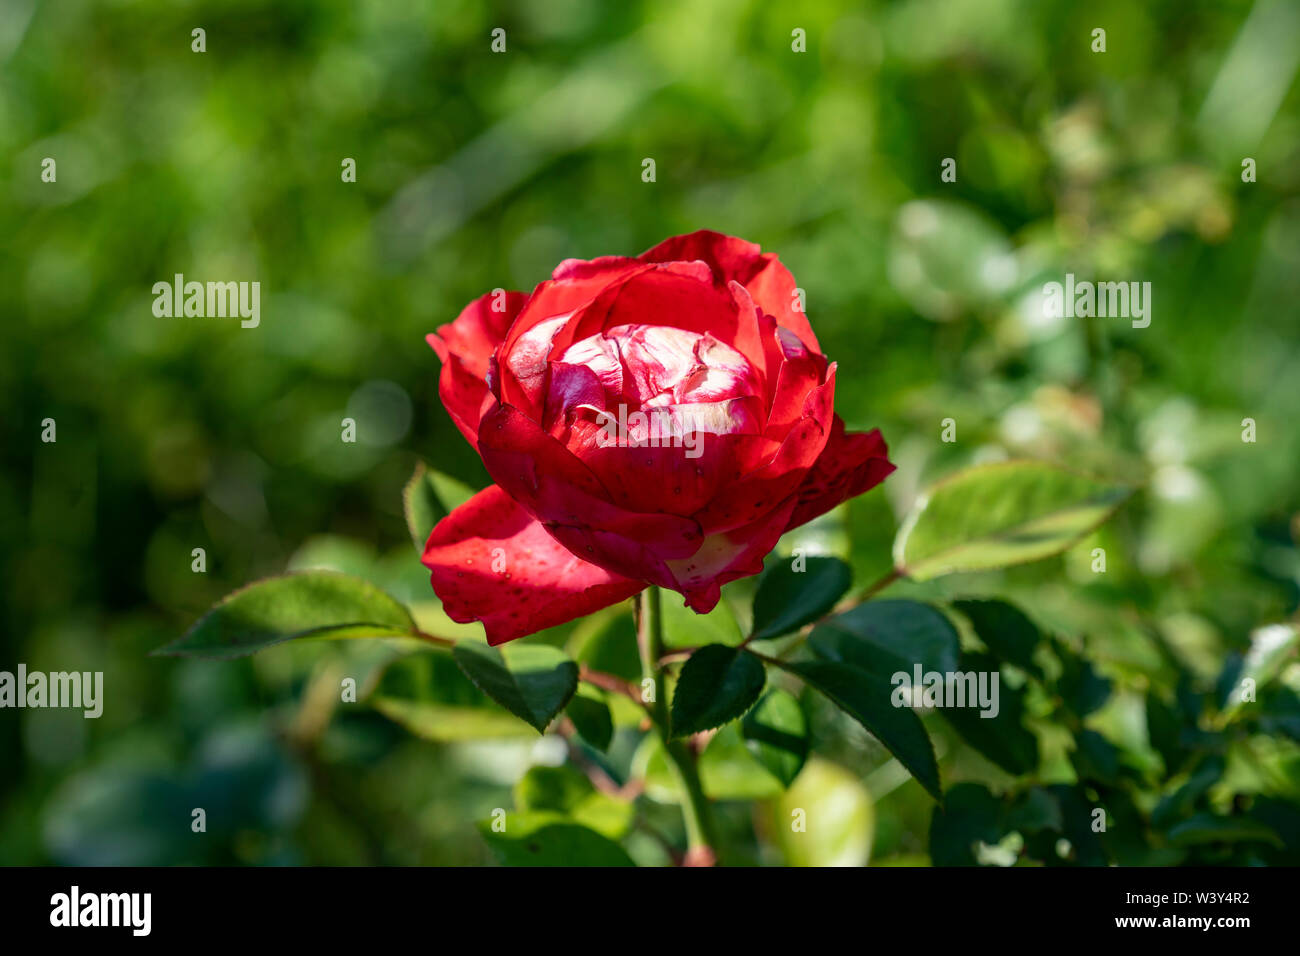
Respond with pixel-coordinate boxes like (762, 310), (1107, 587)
(566, 690), (614, 751)
(572, 612), (641, 683)
(1152, 755), (1225, 829)
(768, 758), (873, 866)
(809, 599), (960, 676)
(741, 688), (809, 787)
(1005, 787), (1063, 834)
(893, 461), (1133, 581)
(513, 766), (633, 840)
(478, 812), (635, 866)
(452, 641), (579, 733)
(669, 644), (766, 737)
(1071, 728), (1121, 784)
(750, 556), (852, 640)
(1165, 813), (1283, 848)
(402, 461), (477, 551)
(1221, 623), (1299, 716)
(369, 650), (535, 741)
(928, 782), (1007, 866)
(634, 725), (784, 801)
(940, 652), (1039, 775)
(372, 698), (536, 740)
(1054, 642), (1112, 717)
(781, 659), (941, 799)
(952, 599), (1043, 676)
(661, 591), (743, 648)
(156, 571), (416, 660)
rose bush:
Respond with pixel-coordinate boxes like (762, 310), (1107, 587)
(422, 231), (895, 643)
(166, 230), (1146, 867)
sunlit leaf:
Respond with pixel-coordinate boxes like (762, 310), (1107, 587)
(893, 461), (1133, 580)
(453, 641), (579, 733)
(156, 572), (416, 660)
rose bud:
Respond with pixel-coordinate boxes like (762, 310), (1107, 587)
(423, 231), (894, 643)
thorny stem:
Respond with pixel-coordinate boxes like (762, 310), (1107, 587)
(636, 586), (718, 866)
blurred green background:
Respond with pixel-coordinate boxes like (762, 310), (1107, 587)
(2, 0), (1299, 865)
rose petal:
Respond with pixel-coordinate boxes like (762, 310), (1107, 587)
(665, 497), (799, 613)
(693, 364), (837, 535)
(784, 418), (896, 531)
(427, 290), (527, 449)
(423, 485), (645, 644)
(638, 230), (820, 352)
(570, 401), (774, 517)
(477, 402), (704, 564)
(764, 325), (830, 441)
(494, 260), (650, 415)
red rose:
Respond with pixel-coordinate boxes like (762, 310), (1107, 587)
(423, 231), (894, 643)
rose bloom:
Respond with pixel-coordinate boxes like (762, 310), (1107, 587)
(423, 231), (893, 643)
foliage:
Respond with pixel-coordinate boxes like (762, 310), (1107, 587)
(3, 0), (1298, 866)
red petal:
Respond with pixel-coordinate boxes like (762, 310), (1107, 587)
(764, 325), (830, 441)
(427, 291), (527, 449)
(638, 230), (820, 353)
(784, 418), (896, 531)
(423, 485), (644, 644)
(494, 260), (649, 415)
(692, 364), (836, 535)
(430, 290), (527, 379)
(666, 497), (799, 613)
(477, 401), (704, 567)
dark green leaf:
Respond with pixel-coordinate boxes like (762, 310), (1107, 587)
(1006, 787), (1062, 834)
(670, 644), (766, 737)
(1145, 691), (1188, 773)
(1045, 785), (1110, 865)
(566, 691), (614, 751)
(452, 641), (579, 733)
(1071, 728), (1121, 784)
(1054, 643), (1112, 717)
(782, 658), (941, 799)
(809, 599), (959, 677)
(941, 652), (1039, 775)
(1152, 755), (1225, 830)
(751, 556), (852, 640)
(952, 598), (1043, 676)
(1166, 813), (1283, 848)
(741, 688), (809, 787)
(893, 461), (1133, 580)
(929, 782), (1006, 866)
(156, 571), (415, 660)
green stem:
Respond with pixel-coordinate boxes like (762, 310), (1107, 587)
(636, 586), (718, 866)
